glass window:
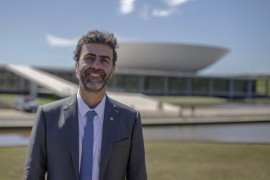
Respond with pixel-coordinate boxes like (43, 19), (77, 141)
(192, 78), (208, 94)
(169, 78), (187, 94)
(110, 75), (140, 92)
(144, 76), (164, 94)
(233, 80), (247, 93)
(213, 79), (229, 92)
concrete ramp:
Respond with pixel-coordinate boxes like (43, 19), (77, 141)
(108, 92), (179, 116)
(6, 64), (179, 116)
(7, 64), (78, 97)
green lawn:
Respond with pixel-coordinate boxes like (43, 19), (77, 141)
(146, 141), (270, 180)
(256, 80), (270, 96)
(1, 141), (270, 180)
(0, 146), (26, 180)
(0, 94), (19, 108)
(0, 94), (60, 108)
(0, 94), (228, 109)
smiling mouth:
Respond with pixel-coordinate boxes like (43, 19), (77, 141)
(86, 69), (105, 79)
(88, 72), (101, 77)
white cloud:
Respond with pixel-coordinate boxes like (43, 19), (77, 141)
(152, 8), (176, 17)
(139, 5), (151, 20)
(165, 0), (188, 7)
(118, 0), (193, 19)
(119, 0), (136, 14)
(46, 34), (77, 47)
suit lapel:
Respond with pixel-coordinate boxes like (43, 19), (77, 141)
(99, 96), (120, 180)
(64, 94), (80, 180)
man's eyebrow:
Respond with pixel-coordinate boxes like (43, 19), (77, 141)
(100, 55), (111, 60)
(84, 53), (96, 57)
(84, 53), (111, 59)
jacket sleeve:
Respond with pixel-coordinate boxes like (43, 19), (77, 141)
(24, 106), (47, 180)
(126, 112), (147, 180)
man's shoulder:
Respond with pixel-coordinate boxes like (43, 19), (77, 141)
(109, 97), (137, 114)
(42, 96), (74, 112)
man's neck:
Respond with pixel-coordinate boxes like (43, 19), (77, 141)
(79, 88), (106, 109)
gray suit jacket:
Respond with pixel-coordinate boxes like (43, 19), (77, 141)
(24, 94), (147, 180)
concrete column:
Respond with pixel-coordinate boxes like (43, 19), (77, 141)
(265, 79), (269, 97)
(30, 82), (38, 98)
(139, 76), (145, 94)
(163, 77), (169, 95)
(228, 79), (234, 99)
(19, 77), (25, 94)
(186, 78), (192, 96)
(247, 80), (253, 98)
(208, 78), (213, 97)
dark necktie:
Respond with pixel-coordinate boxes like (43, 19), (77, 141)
(80, 110), (96, 180)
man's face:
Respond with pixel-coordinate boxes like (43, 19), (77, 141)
(76, 43), (115, 92)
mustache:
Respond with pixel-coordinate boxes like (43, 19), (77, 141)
(84, 68), (106, 77)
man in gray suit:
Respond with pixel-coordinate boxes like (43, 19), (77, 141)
(24, 30), (147, 180)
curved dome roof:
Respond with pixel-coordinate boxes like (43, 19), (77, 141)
(117, 43), (229, 72)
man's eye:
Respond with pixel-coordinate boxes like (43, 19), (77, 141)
(101, 58), (110, 63)
(101, 59), (107, 62)
(84, 56), (95, 61)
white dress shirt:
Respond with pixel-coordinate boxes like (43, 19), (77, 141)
(77, 91), (105, 180)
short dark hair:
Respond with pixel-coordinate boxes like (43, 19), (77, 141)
(73, 30), (118, 66)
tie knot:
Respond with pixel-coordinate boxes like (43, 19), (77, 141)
(87, 111), (96, 122)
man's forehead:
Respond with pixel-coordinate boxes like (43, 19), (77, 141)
(81, 43), (112, 52)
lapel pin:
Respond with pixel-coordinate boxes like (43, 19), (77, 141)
(110, 117), (114, 121)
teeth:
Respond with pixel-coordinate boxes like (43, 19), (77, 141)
(90, 73), (100, 77)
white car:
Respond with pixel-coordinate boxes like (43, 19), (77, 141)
(13, 96), (39, 113)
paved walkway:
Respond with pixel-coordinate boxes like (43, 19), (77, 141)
(141, 106), (270, 125)
(0, 109), (35, 128)
(0, 106), (270, 128)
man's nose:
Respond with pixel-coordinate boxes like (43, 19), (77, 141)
(91, 58), (102, 69)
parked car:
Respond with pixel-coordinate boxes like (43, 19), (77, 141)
(13, 96), (39, 113)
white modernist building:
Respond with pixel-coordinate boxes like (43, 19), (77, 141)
(116, 43), (228, 72)
(0, 42), (266, 99)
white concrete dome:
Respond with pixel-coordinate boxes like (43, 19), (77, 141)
(117, 43), (229, 72)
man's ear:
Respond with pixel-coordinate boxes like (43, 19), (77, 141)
(76, 62), (79, 70)
(111, 65), (116, 73)
(75, 63), (79, 78)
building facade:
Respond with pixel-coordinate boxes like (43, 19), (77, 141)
(0, 43), (269, 98)
(0, 66), (267, 99)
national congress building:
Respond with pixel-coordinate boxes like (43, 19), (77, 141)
(0, 43), (267, 98)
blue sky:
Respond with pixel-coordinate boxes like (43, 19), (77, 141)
(0, 0), (269, 75)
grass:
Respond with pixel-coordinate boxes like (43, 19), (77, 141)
(256, 80), (270, 96)
(0, 94), (60, 108)
(146, 141), (270, 180)
(0, 94), (18, 108)
(1, 141), (270, 180)
(0, 146), (26, 180)
(36, 96), (61, 105)
(0, 94), (229, 109)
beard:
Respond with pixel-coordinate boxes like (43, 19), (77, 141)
(78, 68), (113, 93)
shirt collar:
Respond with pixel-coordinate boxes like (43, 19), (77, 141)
(77, 90), (106, 119)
